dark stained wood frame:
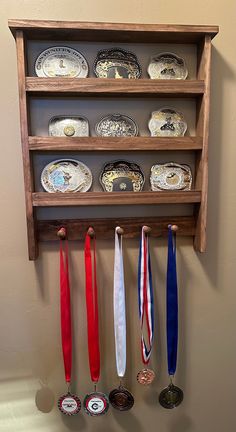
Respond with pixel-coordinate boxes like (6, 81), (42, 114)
(9, 20), (218, 43)
(9, 20), (219, 259)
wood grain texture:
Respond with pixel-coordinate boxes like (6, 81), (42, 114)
(32, 191), (201, 207)
(28, 136), (203, 151)
(37, 216), (196, 241)
(8, 20), (219, 43)
(15, 31), (38, 260)
(10, 21), (217, 257)
(25, 78), (205, 97)
(194, 36), (212, 252)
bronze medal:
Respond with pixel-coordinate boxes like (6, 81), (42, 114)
(83, 391), (109, 416)
(109, 386), (134, 411)
(137, 368), (155, 385)
(159, 384), (184, 409)
(58, 392), (81, 415)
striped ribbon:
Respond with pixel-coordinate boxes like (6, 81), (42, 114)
(138, 227), (154, 364)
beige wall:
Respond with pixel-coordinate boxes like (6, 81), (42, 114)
(0, 1), (236, 431)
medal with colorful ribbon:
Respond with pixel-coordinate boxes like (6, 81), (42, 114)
(109, 227), (134, 411)
(57, 227), (81, 416)
(83, 227), (109, 416)
(159, 225), (184, 409)
(137, 226), (155, 385)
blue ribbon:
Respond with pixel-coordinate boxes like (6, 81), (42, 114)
(166, 225), (178, 376)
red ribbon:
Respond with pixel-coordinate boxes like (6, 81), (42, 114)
(84, 230), (100, 383)
(60, 236), (72, 384)
(141, 235), (151, 364)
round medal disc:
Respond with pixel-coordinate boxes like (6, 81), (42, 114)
(58, 393), (81, 415)
(159, 384), (184, 409)
(83, 391), (109, 416)
(137, 368), (155, 385)
(109, 386), (134, 411)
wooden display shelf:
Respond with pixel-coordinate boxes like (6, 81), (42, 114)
(9, 20), (218, 43)
(29, 136), (203, 151)
(25, 77), (205, 97)
(32, 191), (201, 207)
(37, 216), (196, 241)
(9, 19), (219, 259)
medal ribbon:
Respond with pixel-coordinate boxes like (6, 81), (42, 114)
(60, 235), (72, 384)
(113, 227), (126, 378)
(84, 229), (100, 383)
(138, 227), (154, 365)
(167, 225), (178, 376)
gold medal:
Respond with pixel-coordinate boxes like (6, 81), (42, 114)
(159, 383), (184, 409)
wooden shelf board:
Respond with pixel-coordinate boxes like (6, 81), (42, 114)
(28, 136), (203, 151)
(25, 78), (205, 97)
(37, 215), (196, 241)
(9, 20), (219, 43)
(32, 191), (201, 207)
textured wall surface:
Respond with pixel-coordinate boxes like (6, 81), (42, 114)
(0, 1), (235, 431)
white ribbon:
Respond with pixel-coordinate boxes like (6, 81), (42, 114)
(113, 227), (126, 378)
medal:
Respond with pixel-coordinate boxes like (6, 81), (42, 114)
(137, 368), (155, 385)
(159, 382), (184, 409)
(58, 393), (81, 415)
(84, 390), (109, 416)
(57, 227), (81, 415)
(137, 226), (155, 385)
(159, 225), (184, 408)
(109, 227), (134, 410)
(109, 384), (134, 411)
(83, 228), (109, 416)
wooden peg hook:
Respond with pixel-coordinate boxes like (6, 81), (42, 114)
(170, 224), (179, 232)
(143, 225), (152, 234)
(57, 227), (66, 240)
(87, 227), (95, 238)
(116, 227), (124, 235)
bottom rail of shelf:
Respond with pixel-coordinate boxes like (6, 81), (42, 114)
(37, 215), (196, 241)
(32, 191), (201, 206)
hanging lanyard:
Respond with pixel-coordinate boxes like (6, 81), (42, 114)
(138, 227), (154, 365)
(60, 237), (72, 384)
(84, 229), (100, 384)
(159, 225), (183, 409)
(167, 225), (178, 377)
(113, 227), (126, 378)
(58, 229), (81, 416)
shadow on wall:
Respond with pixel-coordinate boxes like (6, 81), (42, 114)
(197, 44), (235, 289)
(169, 414), (193, 432)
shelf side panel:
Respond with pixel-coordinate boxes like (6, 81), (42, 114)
(194, 35), (212, 252)
(16, 31), (38, 260)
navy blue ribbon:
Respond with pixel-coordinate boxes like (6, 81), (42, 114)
(166, 225), (178, 376)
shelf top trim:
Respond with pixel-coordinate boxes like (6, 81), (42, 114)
(8, 20), (219, 43)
